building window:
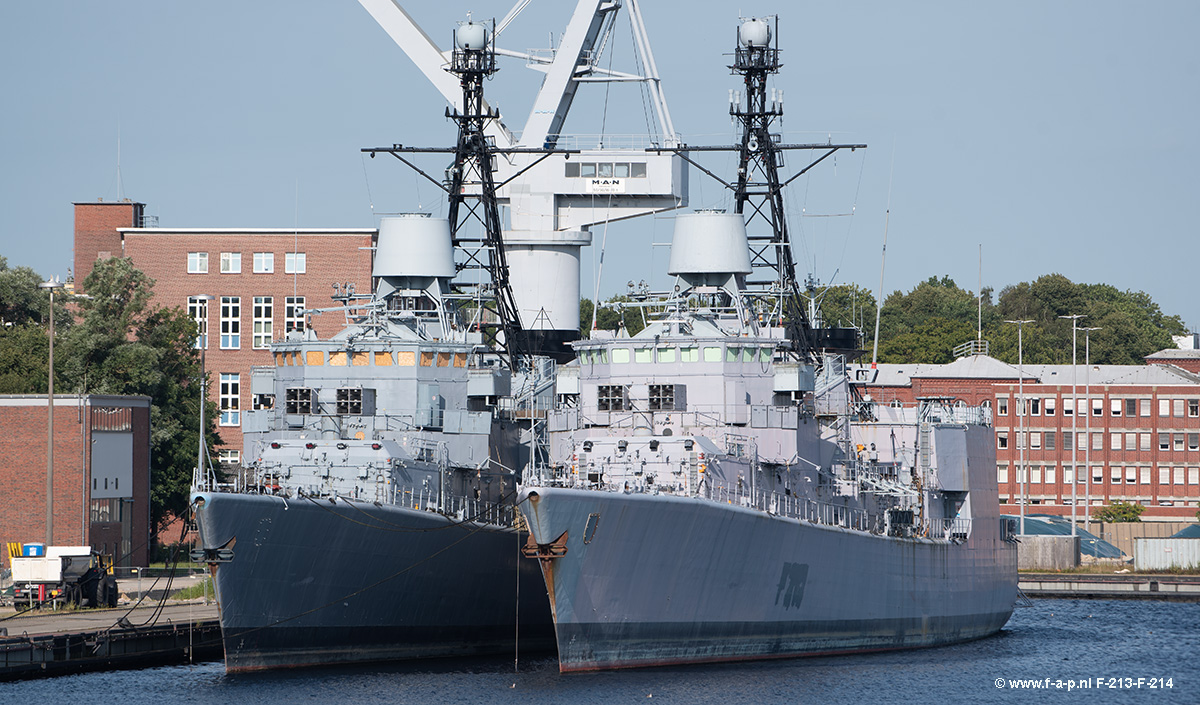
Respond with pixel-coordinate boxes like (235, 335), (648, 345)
(220, 296), (241, 349)
(220, 252), (242, 274)
(1092, 398), (1103, 417)
(1044, 398), (1056, 416)
(285, 296), (306, 333)
(1045, 430), (1056, 450)
(996, 397), (1008, 416)
(997, 432), (1008, 450)
(1111, 398), (1121, 416)
(1158, 399), (1169, 417)
(1190, 468), (1200, 485)
(1031, 466), (1042, 484)
(1139, 433), (1151, 451)
(1078, 433), (1087, 451)
(1030, 432), (1041, 449)
(1062, 431), (1073, 450)
(1173, 399), (1185, 418)
(187, 252), (209, 274)
(1189, 399), (1199, 418)
(1111, 467), (1121, 484)
(1028, 398), (1041, 416)
(1158, 433), (1170, 451)
(253, 252), (274, 273)
(1189, 433), (1199, 452)
(219, 373), (240, 426)
(285, 252), (306, 274)
(1174, 468), (1186, 485)
(1063, 398), (1073, 417)
(1092, 433), (1103, 451)
(1111, 433), (1122, 451)
(1140, 399), (1151, 417)
(187, 296), (209, 349)
(997, 465), (1008, 484)
(1174, 433), (1185, 452)
(1125, 398), (1137, 416)
(1045, 465), (1056, 484)
(218, 449), (241, 465)
(1092, 466), (1104, 484)
(1125, 467), (1137, 484)
(252, 296), (273, 349)
(1064, 466), (1075, 484)
(1159, 467), (1171, 485)
(1140, 467), (1151, 485)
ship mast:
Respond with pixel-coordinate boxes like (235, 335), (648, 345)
(729, 17), (814, 360)
(443, 20), (526, 368)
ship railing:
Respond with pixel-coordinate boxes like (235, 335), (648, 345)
(930, 516), (972, 542)
(392, 484), (515, 528)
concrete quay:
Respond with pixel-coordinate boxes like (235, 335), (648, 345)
(1020, 573), (1200, 601)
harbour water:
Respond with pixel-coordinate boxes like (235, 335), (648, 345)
(6, 599), (1195, 703)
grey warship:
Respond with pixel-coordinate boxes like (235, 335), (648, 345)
(189, 17), (562, 671)
(517, 18), (1019, 672)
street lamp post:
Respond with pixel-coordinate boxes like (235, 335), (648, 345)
(1004, 319), (1033, 535)
(39, 279), (65, 545)
(1060, 314), (1085, 536)
(1081, 326), (1102, 533)
(193, 295), (214, 491)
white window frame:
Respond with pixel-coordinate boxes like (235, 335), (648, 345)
(1044, 397), (1055, 417)
(220, 296), (241, 350)
(285, 252), (307, 274)
(220, 252), (242, 274)
(218, 449), (241, 465)
(1045, 465), (1056, 484)
(187, 252), (209, 274)
(252, 296), (273, 349)
(285, 296), (306, 333)
(187, 296), (209, 349)
(1111, 398), (1122, 416)
(253, 252), (274, 273)
(219, 373), (240, 426)
(1110, 432), (1121, 451)
(996, 397), (1008, 416)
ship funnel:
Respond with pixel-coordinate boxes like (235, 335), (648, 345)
(374, 214), (456, 280)
(667, 211), (752, 277)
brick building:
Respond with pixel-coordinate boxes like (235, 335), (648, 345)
(852, 353), (1200, 520)
(73, 201), (376, 461)
(0, 395), (151, 568)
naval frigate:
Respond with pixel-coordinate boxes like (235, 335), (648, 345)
(517, 18), (1019, 672)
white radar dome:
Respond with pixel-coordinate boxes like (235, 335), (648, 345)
(374, 214), (456, 279)
(738, 18), (771, 47)
(668, 211), (752, 276)
(456, 22), (488, 51)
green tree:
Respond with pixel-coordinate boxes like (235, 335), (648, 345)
(59, 258), (219, 530)
(579, 296), (647, 337)
(877, 317), (976, 364)
(811, 283), (876, 331)
(0, 323), (51, 393)
(1092, 501), (1144, 523)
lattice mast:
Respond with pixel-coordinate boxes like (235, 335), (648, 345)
(445, 20), (526, 367)
(729, 18), (817, 359)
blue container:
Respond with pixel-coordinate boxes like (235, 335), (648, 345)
(22, 543), (46, 557)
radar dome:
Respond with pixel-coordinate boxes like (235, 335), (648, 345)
(456, 22), (488, 51)
(374, 214), (456, 279)
(738, 18), (771, 47)
(668, 211), (752, 276)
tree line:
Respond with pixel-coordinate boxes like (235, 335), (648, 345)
(582, 272), (1187, 366)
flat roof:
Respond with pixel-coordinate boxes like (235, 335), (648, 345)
(119, 228), (376, 235)
(0, 394), (151, 407)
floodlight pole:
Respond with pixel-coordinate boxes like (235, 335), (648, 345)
(39, 279), (65, 544)
(1005, 319), (1033, 535)
(1060, 314), (1085, 536)
(1081, 326), (1101, 534)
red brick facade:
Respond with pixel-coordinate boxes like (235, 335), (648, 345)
(855, 358), (1200, 521)
(73, 201), (143, 286)
(72, 204), (376, 460)
(0, 395), (151, 568)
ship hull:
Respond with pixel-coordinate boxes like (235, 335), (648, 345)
(194, 492), (555, 672)
(520, 488), (1017, 672)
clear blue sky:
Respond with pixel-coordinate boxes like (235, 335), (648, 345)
(2, 1), (1196, 332)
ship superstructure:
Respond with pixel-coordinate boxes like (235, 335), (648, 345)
(517, 17), (1018, 672)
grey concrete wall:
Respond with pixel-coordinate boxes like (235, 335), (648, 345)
(1018, 535), (1080, 571)
(1134, 538), (1200, 571)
